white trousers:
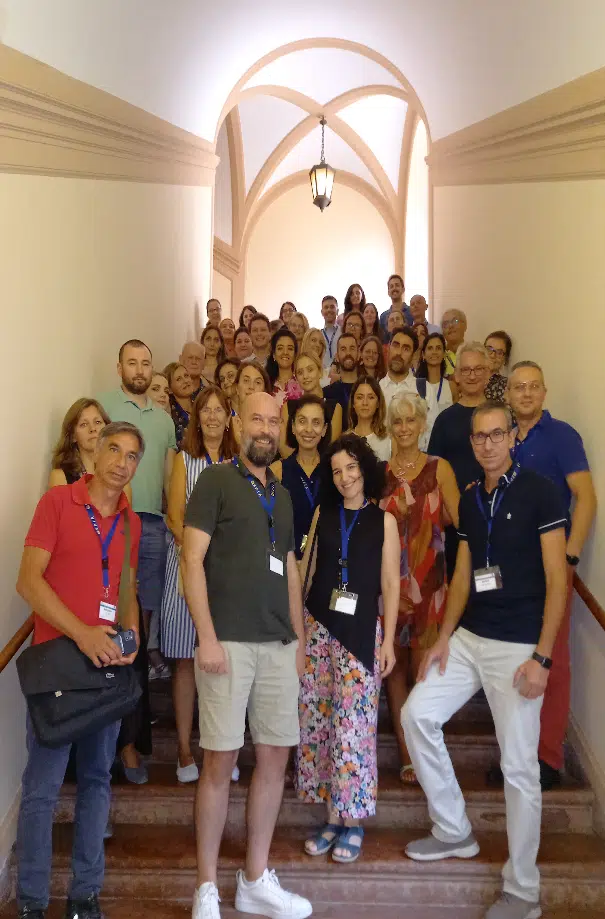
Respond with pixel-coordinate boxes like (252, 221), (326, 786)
(402, 627), (543, 903)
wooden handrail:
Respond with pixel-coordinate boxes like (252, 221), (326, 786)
(0, 614), (34, 675)
(574, 572), (605, 632)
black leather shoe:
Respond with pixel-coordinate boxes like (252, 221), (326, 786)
(64, 893), (103, 919)
(18, 908), (45, 919)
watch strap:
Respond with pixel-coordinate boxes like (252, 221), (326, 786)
(532, 651), (553, 670)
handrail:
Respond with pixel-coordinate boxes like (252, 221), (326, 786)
(0, 614), (34, 675)
(574, 573), (605, 632)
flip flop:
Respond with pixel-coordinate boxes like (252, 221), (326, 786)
(332, 825), (364, 863)
(400, 764), (419, 785)
(304, 823), (342, 856)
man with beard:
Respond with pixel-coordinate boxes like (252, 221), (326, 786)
(182, 392), (310, 919)
(379, 327), (418, 409)
(100, 340), (176, 779)
(379, 273), (412, 336)
(322, 333), (359, 417)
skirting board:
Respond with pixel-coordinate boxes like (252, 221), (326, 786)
(568, 714), (605, 837)
(0, 789), (20, 904)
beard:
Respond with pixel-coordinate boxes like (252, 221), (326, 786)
(242, 433), (279, 467)
(340, 356), (356, 372)
(389, 356), (406, 374)
(122, 375), (150, 394)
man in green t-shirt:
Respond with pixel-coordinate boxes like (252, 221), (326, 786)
(182, 392), (310, 919)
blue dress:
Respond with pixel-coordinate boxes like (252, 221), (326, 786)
(281, 452), (322, 560)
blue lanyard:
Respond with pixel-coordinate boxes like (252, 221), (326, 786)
(205, 453), (223, 465)
(437, 377), (444, 402)
(85, 505), (120, 596)
(338, 502), (366, 588)
(473, 469), (517, 566)
(323, 327), (338, 358)
(247, 475), (277, 549)
(300, 473), (320, 510)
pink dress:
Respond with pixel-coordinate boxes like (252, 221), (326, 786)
(273, 377), (304, 409)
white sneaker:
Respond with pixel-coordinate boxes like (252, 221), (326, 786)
(177, 760), (200, 783)
(193, 881), (221, 919)
(235, 868), (312, 918)
(231, 765), (240, 782)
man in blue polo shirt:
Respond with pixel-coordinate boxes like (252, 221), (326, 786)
(403, 401), (567, 919)
(506, 361), (597, 790)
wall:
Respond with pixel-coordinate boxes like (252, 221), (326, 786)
(433, 180), (605, 819)
(212, 270), (233, 318)
(0, 175), (212, 883)
(245, 182), (395, 325)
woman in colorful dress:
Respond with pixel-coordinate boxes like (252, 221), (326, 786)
(164, 362), (194, 451)
(266, 328), (304, 409)
(160, 386), (235, 784)
(380, 392), (460, 784)
(297, 434), (399, 863)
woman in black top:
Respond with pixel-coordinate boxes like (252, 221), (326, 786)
(297, 434), (399, 863)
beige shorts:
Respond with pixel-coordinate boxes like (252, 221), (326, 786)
(194, 639), (300, 751)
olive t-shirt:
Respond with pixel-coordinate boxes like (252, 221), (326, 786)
(184, 458), (296, 643)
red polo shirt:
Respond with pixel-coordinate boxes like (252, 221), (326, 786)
(24, 475), (142, 645)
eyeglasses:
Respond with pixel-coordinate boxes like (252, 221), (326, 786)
(442, 318), (461, 328)
(486, 346), (506, 358)
(459, 366), (487, 377)
(470, 428), (509, 446)
(200, 406), (227, 418)
(510, 381), (543, 393)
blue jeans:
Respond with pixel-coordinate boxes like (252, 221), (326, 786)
(137, 513), (168, 616)
(16, 716), (121, 910)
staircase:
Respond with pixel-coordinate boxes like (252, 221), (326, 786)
(4, 681), (605, 918)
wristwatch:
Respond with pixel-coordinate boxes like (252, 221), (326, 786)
(566, 553), (580, 566)
(532, 651), (553, 670)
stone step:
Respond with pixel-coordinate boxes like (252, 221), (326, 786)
(55, 763), (594, 834)
(46, 824), (605, 910)
(150, 720), (501, 771)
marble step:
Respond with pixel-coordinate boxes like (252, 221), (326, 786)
(46, 823), (605, 910)
(55, 763), (595, 834)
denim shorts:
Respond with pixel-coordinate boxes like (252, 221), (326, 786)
(137, 513), (168, 612)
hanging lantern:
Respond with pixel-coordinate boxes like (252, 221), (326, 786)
(309, 117), (335, 211)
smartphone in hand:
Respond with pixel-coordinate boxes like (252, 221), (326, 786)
(111, 629), (138, 656)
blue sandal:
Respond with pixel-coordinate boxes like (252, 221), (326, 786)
(304, 823), (342, 856)
(332, 825), (364, 863)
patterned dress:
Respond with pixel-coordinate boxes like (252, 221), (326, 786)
(169, 395), (191, 452)
(160, 452), (208, 658)
(380, 456), (447, 649)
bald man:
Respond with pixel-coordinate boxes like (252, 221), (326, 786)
(441, 309), (468, 374)
(182, 391), (310, 919)
(180, 341), (205, 399)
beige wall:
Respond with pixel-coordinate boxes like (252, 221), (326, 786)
(0, 174), (213, 877)
(433, 180), (605, 818)
(245, 182), (395, 324)
(211, 270), (233, 318)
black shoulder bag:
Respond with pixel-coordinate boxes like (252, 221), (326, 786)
(16, 510), (142, 747)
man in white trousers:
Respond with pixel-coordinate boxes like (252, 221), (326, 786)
(402, 400), (568, 919)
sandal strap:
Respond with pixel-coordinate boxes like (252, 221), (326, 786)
(337, 826), (365, 848)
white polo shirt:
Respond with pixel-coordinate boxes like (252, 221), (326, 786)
(379, 372), (418, 410)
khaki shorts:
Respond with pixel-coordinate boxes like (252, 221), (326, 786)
(195, 640), (300, 751)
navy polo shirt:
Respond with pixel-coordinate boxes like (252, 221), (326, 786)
(513, 410), (589, 518)
(457, 467), (567, 644)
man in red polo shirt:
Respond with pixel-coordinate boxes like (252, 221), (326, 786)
(14, 421), (143, 919)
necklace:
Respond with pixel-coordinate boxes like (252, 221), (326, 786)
(394, 451), (422, 474)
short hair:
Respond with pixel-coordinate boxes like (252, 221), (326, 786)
(471, 400), (514, 431)
(392, 327), (418, 352)
(234, 359), (271, 393)
(249, 312), (271, 332)
(285, 394), (330, 452)
(348, 374), (387, 438)
(182, 386), (235, 459)
(387, 392), (428, 432)
(266, 328), (298, 386)
(318, 433), (387, 507)
(233, 326), (251, 345)
(359, 335), (386, 380)
(51, 398), (111, 478)
(238, 305), (257, 328)
(97, 421), (145, 461)
(206, 298), (221, 309)
(509, 359), (544, 378)
(485, 330), (513, 364)
(302, 328), (326, 362)
(388, 274), (404, 287)
(269, 319), (283, 333)
(322, 295), (338, 306)
(456, 341), (489, 363)
(214, 357), (241, 385)
(442, 308), (467, 324)
(118, 339), (151, 362)
(337, 333), (358, 352)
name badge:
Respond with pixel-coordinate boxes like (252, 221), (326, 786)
(474, 566), (503, 593)
(99, 601), (117, 622)
(267, 550), (284, 576)
(329, 589), (358, 615)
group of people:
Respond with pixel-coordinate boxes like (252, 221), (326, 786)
(13, 276), (596, 919)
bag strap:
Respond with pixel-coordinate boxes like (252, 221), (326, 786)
(116, 510), (131, 628)
(301, 510), (320, 601)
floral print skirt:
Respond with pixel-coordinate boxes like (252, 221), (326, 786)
(295, 612), (382, 820)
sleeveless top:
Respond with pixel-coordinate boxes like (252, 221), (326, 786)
(306, 502), (384, 670)
(281, 452), (321, 560)
(182, 451), (209, 501)
(62, 466), (81, 485)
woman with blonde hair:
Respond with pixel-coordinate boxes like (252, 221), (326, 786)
(379, 392), (460, 785)
(347, 375), (391, 461)
(161, 386), (236, 784)
(359, 335), (386, 380)
(48, 398), (111, 487)
(288, 310), (309, 345)
(302, 328), (330, 385)
(164, 362), (194, 451)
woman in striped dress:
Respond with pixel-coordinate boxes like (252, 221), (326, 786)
(160, 386), (235, 783)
